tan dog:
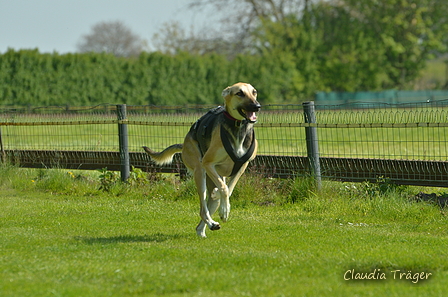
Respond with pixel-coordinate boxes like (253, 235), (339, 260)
(143, 82), (261, 237)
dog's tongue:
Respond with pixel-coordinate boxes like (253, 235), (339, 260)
(246, 111), (257, 122)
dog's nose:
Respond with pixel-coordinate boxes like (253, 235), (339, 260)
(250, 102), (261, 112)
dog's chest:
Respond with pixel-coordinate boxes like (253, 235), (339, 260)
(233, 134), (248, 158)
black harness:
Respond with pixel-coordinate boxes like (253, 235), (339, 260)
(220, 124), (256, 176)
(190, 106), (256, 177)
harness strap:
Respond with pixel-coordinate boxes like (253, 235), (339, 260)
(190, 106), (256, 177)
(190, 106), (224, 156)
(220, 125), (256, 176)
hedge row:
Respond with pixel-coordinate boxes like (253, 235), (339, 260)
(0, 49), (306, 107)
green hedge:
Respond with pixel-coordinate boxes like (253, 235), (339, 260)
(0, 49), (305, 107)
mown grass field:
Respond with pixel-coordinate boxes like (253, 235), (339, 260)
(1, 165), (448, 296)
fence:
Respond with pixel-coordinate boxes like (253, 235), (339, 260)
(315, 90), (448, 106)
(1, 100), (448, 187)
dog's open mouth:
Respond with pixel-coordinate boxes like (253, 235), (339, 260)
(238, 109), (258, 122)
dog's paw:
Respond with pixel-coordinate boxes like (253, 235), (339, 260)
(196, 221), (207, 238)
(196, 230), (207, 238)
(219, 204), (231, 222)
(210, 222), (221, 231)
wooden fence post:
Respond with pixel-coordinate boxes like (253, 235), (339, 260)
(117, 104), (130, 182)
(303, 101), (322, 190)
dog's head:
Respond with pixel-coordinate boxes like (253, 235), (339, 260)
(222, 82), (261, 122)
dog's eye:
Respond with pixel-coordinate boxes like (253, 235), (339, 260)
(253, 90), (257, 95)
(236, 91), (245, 97)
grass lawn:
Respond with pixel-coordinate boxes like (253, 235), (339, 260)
(1, 167), (448, 296)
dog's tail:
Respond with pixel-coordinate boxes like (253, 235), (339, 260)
(142, 144), (183, 165)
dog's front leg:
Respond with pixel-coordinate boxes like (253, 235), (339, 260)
(210, 176), (230, 222)
(226, 162), (249, 195)
(194, 168), (220, 237)
(217, 162), (250, 222)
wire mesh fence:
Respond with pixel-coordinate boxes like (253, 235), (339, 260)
(314, 101), (448, 161)
(1, 100), (448, 186)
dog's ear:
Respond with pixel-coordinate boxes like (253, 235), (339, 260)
(222, 86), (232, 98)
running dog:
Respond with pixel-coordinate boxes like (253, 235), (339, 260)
(143, 82), (261, 237)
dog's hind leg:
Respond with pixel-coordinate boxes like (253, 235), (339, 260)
(182, 136), (220, 237)
(195, 220), (207, 238)
(196, 176), (221, 237)
(196, 197), (220, 238)
(194, 168), (221, 237)
(206, 175), (221, 216)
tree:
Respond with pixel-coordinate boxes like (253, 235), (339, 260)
(77, 21), (145, 57)
(184, 0), (309, 57)
(186, 0), (448, 91)
(151, 21), (218, 55)
(151, 21), (251, 59)
(338, 0), (448, 88)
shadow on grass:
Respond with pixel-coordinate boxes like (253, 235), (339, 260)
(76, 233), (185, 244)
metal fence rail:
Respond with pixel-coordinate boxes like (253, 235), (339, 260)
(1, 101), (448, 187)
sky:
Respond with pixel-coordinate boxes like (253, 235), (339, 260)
(0, 0), (213, 54)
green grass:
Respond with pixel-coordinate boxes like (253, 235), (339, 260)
(1, 165), (448, 296)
